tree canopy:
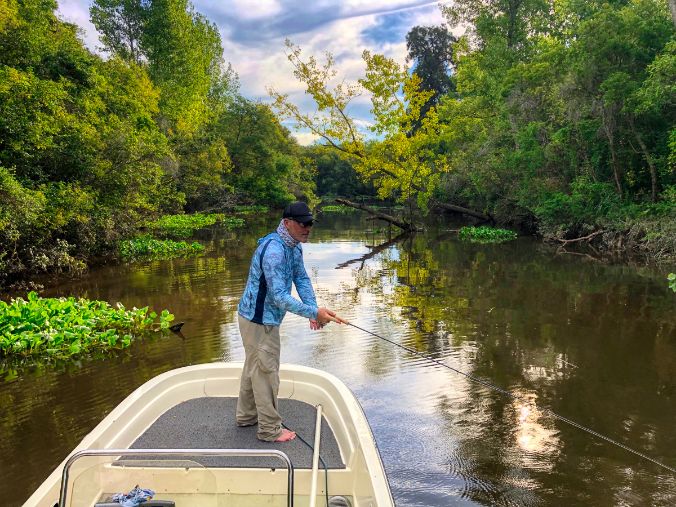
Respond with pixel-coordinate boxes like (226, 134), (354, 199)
(0, 0), (316, 287)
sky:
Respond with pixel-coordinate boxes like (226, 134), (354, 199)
(56, 0), (452, 145)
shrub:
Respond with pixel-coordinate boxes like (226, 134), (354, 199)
(534, 177), (625, 234)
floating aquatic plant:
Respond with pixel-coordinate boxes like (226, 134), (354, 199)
(459, 226), (517, 244)
(0, 292), (174, 359)
(233, 205), (269, 214)
(119, 236), (204, 261)
(145, 213), (244, 238)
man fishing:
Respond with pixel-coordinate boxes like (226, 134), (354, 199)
(236, 201), (340, 442)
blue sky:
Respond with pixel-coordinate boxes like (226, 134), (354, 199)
(57, 1), (451, 144)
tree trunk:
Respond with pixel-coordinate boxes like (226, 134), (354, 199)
(608, 138), (623, 196)
(630, 119), (658, 202)
(669, 0), (676, 29)
(600, 103), (622, 196)
(431, 199), (494, 223)
(335, 198), (419, 231)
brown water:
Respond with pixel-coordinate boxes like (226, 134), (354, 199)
(1, 212), (675, 506)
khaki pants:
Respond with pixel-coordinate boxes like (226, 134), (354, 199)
(236, 315), (282, 441)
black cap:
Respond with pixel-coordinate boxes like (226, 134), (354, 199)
(283, 201), (314, 224)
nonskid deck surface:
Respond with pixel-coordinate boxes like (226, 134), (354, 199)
(125, 397), (346, 469)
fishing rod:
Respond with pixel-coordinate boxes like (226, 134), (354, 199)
(330, 316), (676, 474)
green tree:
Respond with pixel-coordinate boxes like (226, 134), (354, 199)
(437, 0), (675, 235)
(90, 0), (146, 63)
(270, 41), (443, 213)
(143, 0), (223, 133)
(406, 25), (457, 120)
(91, 0), (226, 134)
(305, 147), (376, 197)
(217, 95), (314, 205)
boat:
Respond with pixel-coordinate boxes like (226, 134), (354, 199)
(23, 362), (394, 507)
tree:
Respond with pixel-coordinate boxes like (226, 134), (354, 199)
(91, 0), (226, 133)
(270, 42), (439, 211)
(442, 0), (552, 52)
(216, 95), (314, 206)
(305, 147), (376, 197)
(406, 25), (457, 119)
(143, 0), (224, 133)
(90, 0), (146, 64)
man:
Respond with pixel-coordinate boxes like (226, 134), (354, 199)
(236, 201), (339, 442)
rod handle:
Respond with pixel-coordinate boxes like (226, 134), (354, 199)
(330, 315), (350, 325)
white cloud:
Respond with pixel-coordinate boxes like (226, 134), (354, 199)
(291, 131), (321, 146)
(55, 0), (449, 130)
(207, 0), (283, 20)
(57, 0), (101, 52)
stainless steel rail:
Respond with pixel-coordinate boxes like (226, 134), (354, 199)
(58, 448), (294, 507)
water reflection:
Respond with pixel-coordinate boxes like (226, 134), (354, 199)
(1, 212), (675, 506)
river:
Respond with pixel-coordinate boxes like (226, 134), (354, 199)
(1, 211), (675, 506)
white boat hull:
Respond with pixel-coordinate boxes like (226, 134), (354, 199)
(23, 362), (394, 507)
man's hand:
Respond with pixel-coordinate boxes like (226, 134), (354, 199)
(309, 319), (324, 330)
(316, 307), (339, 325)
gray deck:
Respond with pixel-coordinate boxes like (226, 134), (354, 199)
(125, 397), (346, 469)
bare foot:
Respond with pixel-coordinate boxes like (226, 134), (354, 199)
(274, 428), (296, 442)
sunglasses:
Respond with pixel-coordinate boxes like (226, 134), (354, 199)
(293, 219), (314, 228)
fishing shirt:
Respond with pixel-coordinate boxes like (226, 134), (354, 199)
(237, 231), (318, 326)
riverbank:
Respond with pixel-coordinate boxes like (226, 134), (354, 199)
(0, 210), (253, 292)
(538, 213), (676, 265)
(3, 204), (675, 293)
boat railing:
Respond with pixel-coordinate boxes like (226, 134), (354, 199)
(58, 448), (294, 507)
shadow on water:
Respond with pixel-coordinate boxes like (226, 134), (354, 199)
(1, 211), (675, 506)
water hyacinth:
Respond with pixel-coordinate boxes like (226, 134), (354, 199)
(0, 292), (174, 359)
(145, 213), (244, 238)
(458, 226), (518, 244)
(119, 236), (205, 261)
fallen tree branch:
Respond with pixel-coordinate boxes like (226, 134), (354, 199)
(335, 198), (419, 231)
(431, 200), (494, 223)
(555, 230), (605, 245)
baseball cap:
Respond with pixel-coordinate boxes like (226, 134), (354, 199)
(282, 201), (314, 224)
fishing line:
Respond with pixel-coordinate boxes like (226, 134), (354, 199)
(337, 318), (675, 474)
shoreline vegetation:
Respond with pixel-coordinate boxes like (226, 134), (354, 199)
(117, 211), (248, 262)
(1, 0), (674, 293)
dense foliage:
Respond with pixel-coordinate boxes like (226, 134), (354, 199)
(0, 0), (314, 288)
(273, 1), (675, 259)
(436, 0), (675, 238)
(0, 292), (174, 358)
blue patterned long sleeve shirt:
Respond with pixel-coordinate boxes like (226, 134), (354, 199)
(238, 232), (318, 326)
